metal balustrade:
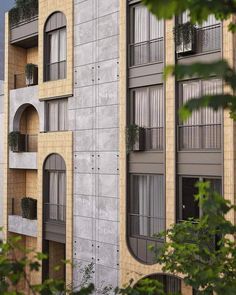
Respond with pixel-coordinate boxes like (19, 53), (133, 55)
(129, 37), (164, 67)
(44, 203), (66, 223)
(178, 124), (221, 151)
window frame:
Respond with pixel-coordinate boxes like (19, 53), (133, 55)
(46, 98), (68, 132)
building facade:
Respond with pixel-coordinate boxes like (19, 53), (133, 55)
(2, 0), (235, 294)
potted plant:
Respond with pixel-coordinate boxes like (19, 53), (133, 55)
(21, 197), (37, 220)
(126, 124), (145, 153)
(8, 131), (25, 152)
(174, 21), (196, 54)
(25, 63), (38, 86)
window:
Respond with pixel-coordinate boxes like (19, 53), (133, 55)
(45, 12), (67, 81)
(129, 4), (164, 66)
(178, 13), (221, 53)
(47, 99), (68, 132)
(128, 174), (165, 264)
(177, 177), (222, 221)
(131, 85), (164, 150)
(178, 79), (222, 150)
(44, 154), (66, 222)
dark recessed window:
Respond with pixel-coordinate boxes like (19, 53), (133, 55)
(177, 177), (222, 222)
(129, 3), (164, 66)
(130, 85), (164, 150)
(47, 99), (68, 132)
(178, 79), (222, 150)
(128, 174), (165, 264)
(44, 12), (67, 81)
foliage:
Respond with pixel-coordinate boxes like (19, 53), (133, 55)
(9, 0), (38, 27)
(174, 22), (196, 47)
(25, 64), (37, 83)
(142, 0), (236, 121)
(21, 197), (37, 220)
(153, 182), (236, 294)
(8, 131), (20, 148)
(126, 124), (144, 153)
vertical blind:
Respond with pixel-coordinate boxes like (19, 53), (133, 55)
(48, 99), (68, 132)
(131, 174), (165, 238)
(134, 86), (164, 150)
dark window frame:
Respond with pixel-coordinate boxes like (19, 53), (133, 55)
(44, 12), (67, 82)
(128, 2), (164, 67)
(129, 85), (164, 151)
(46, 98), (68, 132)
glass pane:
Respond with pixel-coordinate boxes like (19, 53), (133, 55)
(134, 88), (149, 127)
(49, 31), (59, 63)
(48, 101), (59, 131)
(58, 100), (68, 131)
(59, 28), (66, 61)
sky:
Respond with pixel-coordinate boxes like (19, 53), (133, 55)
(0, 0), (15, 80)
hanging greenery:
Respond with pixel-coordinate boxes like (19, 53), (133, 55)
(25, 63), (37, 85)
(173, 22), (196, 47)
(126, 124), (144, 153)
(8, 131), (20, 149)
(9, 0), (38, 27)
(21, 197), (37, 220)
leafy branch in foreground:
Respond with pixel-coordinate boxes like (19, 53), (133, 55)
(153, 182), (236, 295)
(164, 60), (236, 120)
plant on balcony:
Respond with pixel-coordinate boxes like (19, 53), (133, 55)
(21, 197), (37, 220)
(174, 21), (196, 47)
(25, 63), (38, 86)
(126, 124), (145, 153)
(8, 131), (25, 152)
(9, 0), (38, 27)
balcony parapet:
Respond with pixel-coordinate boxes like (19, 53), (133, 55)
(8, 215), (37, 238)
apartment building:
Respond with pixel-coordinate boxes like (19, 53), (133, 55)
(2, 0), (235, 294)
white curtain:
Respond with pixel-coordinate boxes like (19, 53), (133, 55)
(58, 172), (66, 221)
(182, 81), (201, 148)
(49, 172), (58, 220)
(150, 86), (164, 149)
(134, 5), (149, 64)
(49, 31), (59, 64)
(59, 100), (68, 131)
(135, 175), (164, 237)
(48, 101), (59, 131)
(59, 29), (67, 62)
(134, 88), (149, 127)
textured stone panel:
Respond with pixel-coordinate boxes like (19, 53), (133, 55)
(97, 197), (119, 222)
(74, 195), (95, 218)
(74, 216), (93, 240)
(98, 12), (119, 39)
(98, 174), (119, 198)
(96, 219), (118, 244)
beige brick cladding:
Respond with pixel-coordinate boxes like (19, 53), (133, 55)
(38, 0), (73, 99)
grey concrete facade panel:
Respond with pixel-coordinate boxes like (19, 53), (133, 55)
(8, 215), (37, 237)
(73, 0), (120, 290)
(9, 151), (37, 170)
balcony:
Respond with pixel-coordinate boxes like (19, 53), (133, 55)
(43, 204), (66, 243)
(9, 1), (38, 48)
(176, 24), (221, 60)
(14, 66), (38, 90)
(9, 134), (38, 170)
(178, 124), (221, 151)
(129, 37), (164, 67)
(8, 197), (37, 238)
(8, 215), (37, 237)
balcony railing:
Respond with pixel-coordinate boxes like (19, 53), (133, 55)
(44, 203), (66, 223)
(128, 213), (165, 240)
(25, 134), (38, 152)
(178, 123), (221, 151)
(129, 37), (164, 67)
(46, 61), (66, 81)
(196, 24), (221, 54)
(14, 69), (38, 89)
(144, 127), (164, 151)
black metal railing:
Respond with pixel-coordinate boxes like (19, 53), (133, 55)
(144, 127), (164, 151)
(128, 213), (165, 240)
(129, 37), (164, 67)
(14, 69), (38, 89)
(46, 61), (66, 81)
(178, 124), (221, 150)
(196, 24), (221, 53)
(25, 134), (38, 152)
(44, 203), (66, 223)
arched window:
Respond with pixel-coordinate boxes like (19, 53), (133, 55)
(44, 12), (67, 81)
(43, 154), (66, 222)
